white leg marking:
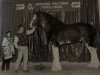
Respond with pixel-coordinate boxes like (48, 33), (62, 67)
(85, 44), (100, 68)
(51, 45), (62, 71)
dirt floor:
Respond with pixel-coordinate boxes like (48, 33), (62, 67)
(0, 62), (100, 75)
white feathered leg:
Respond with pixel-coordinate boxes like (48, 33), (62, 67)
(85, 44), (100, 68)
(51, 45), (62, 71)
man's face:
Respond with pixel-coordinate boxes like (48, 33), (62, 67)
(6, 32), (11, 37)
(18, 27), (24, 33)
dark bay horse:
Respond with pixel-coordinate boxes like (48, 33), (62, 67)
(30, 12), (99, 71)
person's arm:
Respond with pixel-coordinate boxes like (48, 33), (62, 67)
(2, 38), (8, 54)
(2, 38), (7, 47)
(1, 38), (7, 55)
(14, 36), (19, 49)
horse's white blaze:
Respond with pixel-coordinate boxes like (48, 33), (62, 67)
(30, 14), (37, 28)
(32, 14), (37, 20)
(51, 45), (62, 71)
(85, 44), (100, 68)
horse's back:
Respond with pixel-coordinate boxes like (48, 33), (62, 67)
(51, 22), (81, 45)
(51, 22), (96, 46)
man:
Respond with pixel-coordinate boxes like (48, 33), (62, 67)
(14, 15), (36, 72)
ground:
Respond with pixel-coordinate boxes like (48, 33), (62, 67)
(0, 62), (100, 75)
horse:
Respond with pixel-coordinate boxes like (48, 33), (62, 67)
(30, 12), (100, 71)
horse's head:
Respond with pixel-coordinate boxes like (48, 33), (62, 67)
(31, 12), (54, 38)
(31, 12), (64, 42)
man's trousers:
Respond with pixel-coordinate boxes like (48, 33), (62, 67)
(15, 46), (28, 70)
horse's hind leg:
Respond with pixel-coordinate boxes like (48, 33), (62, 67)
(85, 43), (100, 68)
(51, 45), (62, 71)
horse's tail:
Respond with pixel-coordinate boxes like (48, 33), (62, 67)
(88, 26), (97, 47)
(78, 22), (97, 47)
(91, 31), (100, 48)
(88, 33), (96, 47)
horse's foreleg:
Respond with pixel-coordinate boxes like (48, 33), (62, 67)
(51, 45), (62, 71)
(85, 44), (100, 68)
